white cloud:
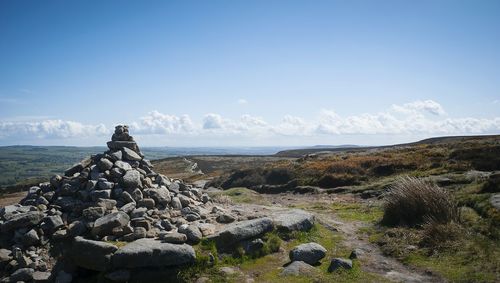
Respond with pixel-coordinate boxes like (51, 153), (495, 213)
(0, 120), (108, 139)
(203, 113), (224, 129)
(391, 100), (446, 116)
(131, 110), (195, 134)
(0, 100), (498, 145)
(237, 98), (248, 105)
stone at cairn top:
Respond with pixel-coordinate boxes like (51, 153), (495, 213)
(106, 125), (141, 153)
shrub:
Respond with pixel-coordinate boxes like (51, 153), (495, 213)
(419, 221), (465, 252)
(381, 176), (459, 227)
(317, 173), (359, 188)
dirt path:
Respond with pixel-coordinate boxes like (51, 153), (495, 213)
(258, 193), (444, 283)
(0, 192), (25, 207)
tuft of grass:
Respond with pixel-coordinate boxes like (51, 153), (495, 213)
(382, 176), (460, 227)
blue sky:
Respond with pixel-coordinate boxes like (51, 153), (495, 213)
(0, 0), (499, 146)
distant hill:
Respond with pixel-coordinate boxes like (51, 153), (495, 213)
(275, 134), (500, 157)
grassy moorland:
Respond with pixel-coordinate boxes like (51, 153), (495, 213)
(176, 135), (500, 282)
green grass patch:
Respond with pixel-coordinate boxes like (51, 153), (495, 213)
(209, 187), (271, 205)
(331, 202), (383, 223)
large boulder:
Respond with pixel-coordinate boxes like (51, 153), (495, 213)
(273, 209), (315, 232)
(289, 242), (327, 265)
(112, 238), (196, 268)
(211, 217), (274, 247)
(92, 212), (130, 236)
(70, 237), (118, 271)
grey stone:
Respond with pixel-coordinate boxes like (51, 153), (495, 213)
(96, 199), (117, 210)
(10, 267), (34, 282)
(289, 243), (327, 265)
(178, 194), (191, 207)
(171, 197), (182, 209)
(98, 158), (114, 171)
(281, 261), (318, 276)
(216, 213), (236, 224)
(21, 229), (40, 246)
(197, 223), (216, 237)
(92, 212), (130, 236)
(273, 209), (315, 232)
(133, 227), (147, 239)
(43, 215), (64, 231)
(122, 147), (142, 161)
(64, 157), (92, 176)
(179, 225), (202, 244)
(490, 194), (500, 210)
(121, 191), (135, 204)
(32, 271), (51, 281)
(119, 202), (136, 214)
(68, 221), (87, 237)
(1, 211), (44, 231)
(146, 187), (171, 207)
(186, 213), (200, 222)
(160, 232), (187, 244)
(114, 160), (132, 171)
(83, 207), (106, 221)
(328, 258), (353, 272)
(122, 170), (142, 189)
(97, 180), (114, 190)
(211, 217), (274, 247)
(109, 150), (123, 162)
(349, 248), (364, 259)
(131, 188), (143, 202)
(112, 238), (196, 268)
(70, 236), (118, 271)
(138, 198), (155, 209)
(130, 207), (147, 218)
(107, 140), (139, 152)
(0, 249), (12, 263)
(90, 189), (111, 201)
(244, 238), (265, 254)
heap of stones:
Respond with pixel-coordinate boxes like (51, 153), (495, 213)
(0, 125), (315, 283)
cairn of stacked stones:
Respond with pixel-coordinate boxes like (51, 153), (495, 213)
(0, 125), (316, 282)
(0, 125), (217, 282)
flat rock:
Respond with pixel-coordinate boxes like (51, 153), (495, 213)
(122, 147), (142, 161)
(1, 211), (44, 232)
(92, 212), (130, 236)
(112, 238), (196, 268)
(273, 209), (315, 232)
(211, 217), (274, 247)
(70, 236), (118, 271)
(281, 261), (318, 276)
(289, 242), (327, 265)
(160, 232), (187, 244)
